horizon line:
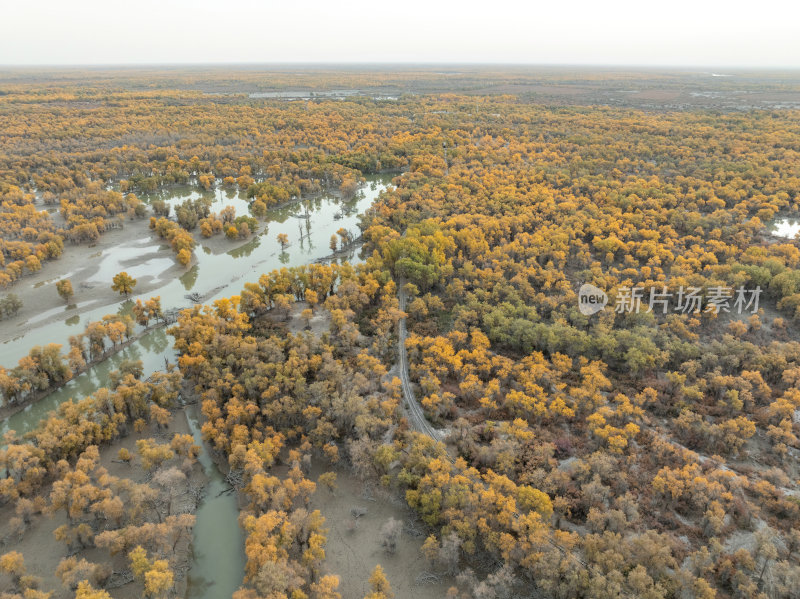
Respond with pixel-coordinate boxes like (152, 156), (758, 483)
(1, 62), (800, 71)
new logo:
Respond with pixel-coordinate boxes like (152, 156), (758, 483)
(578, 283), (608, 315)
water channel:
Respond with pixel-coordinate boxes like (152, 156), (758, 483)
(1, 174), (392, 598)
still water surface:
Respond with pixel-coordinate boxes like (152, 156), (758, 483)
(1, 175), (392, 599)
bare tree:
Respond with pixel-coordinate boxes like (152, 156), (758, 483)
(350, 506), (368, 518)
(152, 467), (187, 516)
(439, 531), (462, 576)
(380, 517), (402, 554)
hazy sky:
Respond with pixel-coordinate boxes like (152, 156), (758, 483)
(2, 0), (798, 67)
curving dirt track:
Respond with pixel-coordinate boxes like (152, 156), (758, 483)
(396, 283), (446, 442)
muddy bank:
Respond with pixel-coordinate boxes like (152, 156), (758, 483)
(0, 223), (179, 344)
(0, 220), (265, 350)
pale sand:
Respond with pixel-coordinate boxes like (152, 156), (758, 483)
(0, 219), (261, 350)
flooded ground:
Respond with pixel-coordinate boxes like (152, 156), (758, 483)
(1, 175), (392, 366)
(1, 327), (172, 438)
(1, 175), (393, 599)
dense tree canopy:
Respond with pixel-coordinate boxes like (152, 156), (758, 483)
(2, 69), (800, 598)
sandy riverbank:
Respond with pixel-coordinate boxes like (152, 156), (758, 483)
(0, 220), (263, 353)
(1, 223), (175, 343)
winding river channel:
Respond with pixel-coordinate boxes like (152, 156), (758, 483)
(1, 175), (392, 599)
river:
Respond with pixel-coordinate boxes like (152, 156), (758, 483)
(1, 175), (391, 366)
(0, 174), (392, 599)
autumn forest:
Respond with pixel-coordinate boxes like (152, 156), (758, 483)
(1, 67), (800, 599)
